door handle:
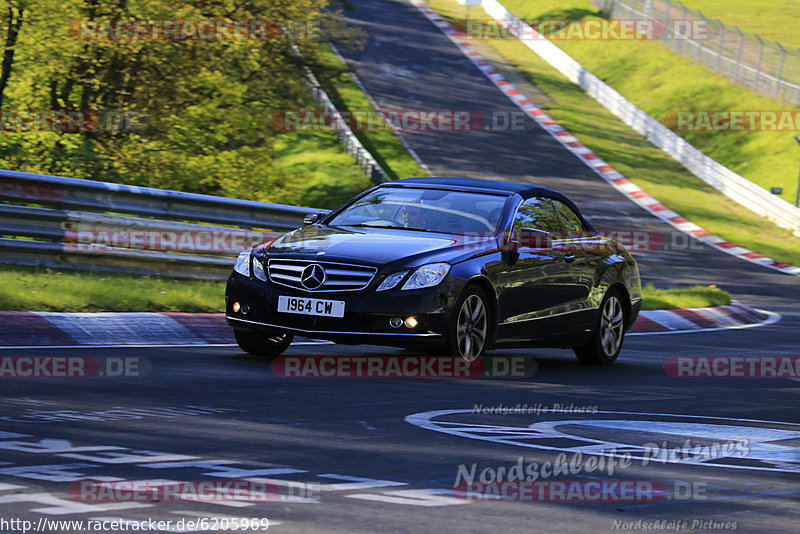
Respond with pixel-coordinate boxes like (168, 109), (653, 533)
(564, 253), (576, 263)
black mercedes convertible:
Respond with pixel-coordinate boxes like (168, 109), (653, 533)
(225, 177), (642, 364)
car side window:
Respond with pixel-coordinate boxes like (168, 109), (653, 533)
(512, 197), (561, 233)
(551, 200), (585, 232)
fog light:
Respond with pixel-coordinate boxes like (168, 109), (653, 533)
(233, 302), (241, 313)
(389, 317), (403, 328)
(404, 316), (418, 329)
(241, 303), (250, 314)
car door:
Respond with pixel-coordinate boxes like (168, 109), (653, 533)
(489, 196), (579, 341)
(550, 198), (602, 314)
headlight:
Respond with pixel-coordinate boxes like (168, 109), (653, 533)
(233, 251), (250, 277)
(252, 257), (267, 281)
(376, 270), (408, 292)
(402, 263), (450, 290)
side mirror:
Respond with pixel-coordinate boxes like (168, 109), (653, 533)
(303, 213), (323, 225)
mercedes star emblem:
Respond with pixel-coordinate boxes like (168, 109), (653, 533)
(300, 264), (326, 290)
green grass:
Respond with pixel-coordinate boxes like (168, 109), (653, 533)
(315, 44), (427, 180)
(679, 0), (800, 46)
(272, 131), (374, 210)
(0, 265), (225, 313)
(230, 43), (429, 212)
(0, 265), (729, 312)
(641, 283), (731, 310)
(430, 0), (800, 266)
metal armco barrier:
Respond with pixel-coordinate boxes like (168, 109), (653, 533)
(305, 70), (391, 184)
(0, 170), (329, 280)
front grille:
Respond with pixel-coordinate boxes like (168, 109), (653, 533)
(266, 259), (377, 292)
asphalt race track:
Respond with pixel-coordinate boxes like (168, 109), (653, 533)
(0, 1), (798, 533)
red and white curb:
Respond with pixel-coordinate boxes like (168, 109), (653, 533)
(0, 303), (778, 347)
(0, 312), (316, 348)
(409, 1), (800, 277)
(628, 302), (779, 335)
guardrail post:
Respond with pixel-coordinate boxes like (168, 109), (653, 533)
(664, 0), (672, 41)
(753, 34), (764, 92)
(732, 27), (745, 83)
(775, 43), (786, 100)
(714, 21), (726, 71)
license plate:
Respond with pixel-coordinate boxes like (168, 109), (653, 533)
(277, 296), (345, 318)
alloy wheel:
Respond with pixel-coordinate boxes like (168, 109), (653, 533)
(600, 295), (624, 357)
(456, 294), (488, 360)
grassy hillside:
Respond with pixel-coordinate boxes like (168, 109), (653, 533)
(680, 0), (800, 46)
(430, 0), (800, 266)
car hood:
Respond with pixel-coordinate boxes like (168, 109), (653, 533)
(261, 225), (491, 268)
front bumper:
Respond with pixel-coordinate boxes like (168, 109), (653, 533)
(225, 272), (454, 347)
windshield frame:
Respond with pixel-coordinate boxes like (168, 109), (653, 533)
(322, 185), (514, 236)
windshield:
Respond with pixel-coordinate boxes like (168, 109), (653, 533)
(327, 187), (508, 234)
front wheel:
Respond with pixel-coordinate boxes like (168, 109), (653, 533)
(234, 329), (294, 357)
(573, 289), (627, 365)
(444, 285), (490, 361)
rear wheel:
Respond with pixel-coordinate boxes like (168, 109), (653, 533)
(234, 329), (294, 357)
(444, 285), (490, 361)
(573, 288), (626, 365)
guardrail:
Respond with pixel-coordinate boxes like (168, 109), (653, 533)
(0, 53), (390, 279)
(0, 169), (329, 280)
(479, 0), (800, 236)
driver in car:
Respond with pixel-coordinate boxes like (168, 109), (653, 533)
(402, 202), (429, 229)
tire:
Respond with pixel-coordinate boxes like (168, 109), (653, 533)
(444, 285), (490, 361)
(234, 329), (294, 357)
(573, 288), (627, 365)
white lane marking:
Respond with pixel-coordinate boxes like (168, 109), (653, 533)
(0, 463), (124, 482)
(0, 482), (25, 490)
(0, 439), (125, 454)
(406, 410), (800, 473)
(316, 474), (406, 492)
(358, 421), (376, 431)
(141, 460), (305, 479)
(60, 451), (200, 464)
(0, 494), (150, 515)
(347, 489), (467, 507)
(0, 431), (31, 438)
(32, 312), (203, 346)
